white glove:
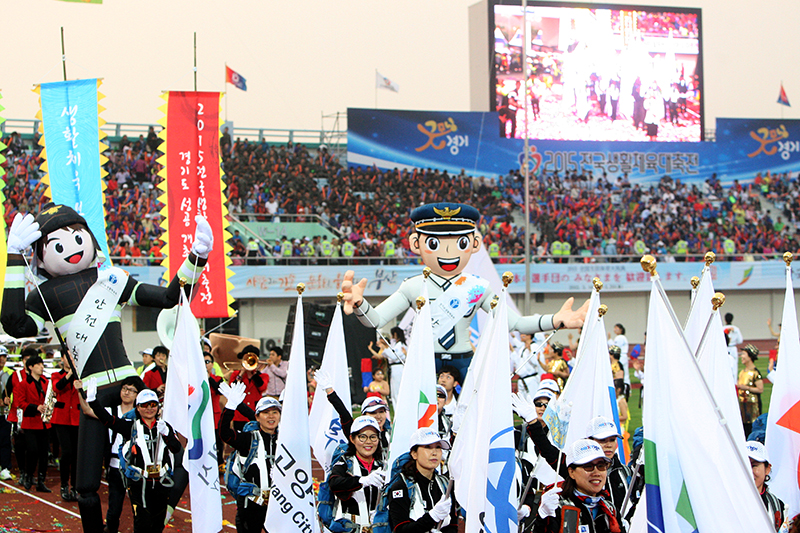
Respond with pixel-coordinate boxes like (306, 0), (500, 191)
(517, 504), (531, 521)
(220, 381), (247, 410)
(429, 495), (451, 522)
(157, 419), (170, 436)
(358, 469), (386, 489)
(7, 213), (41, 255)
(538, 486), (562, 519)
(511, 393), (537, 423)
(314, 369), (333, 392)
(191, 215), (214, 258)
(85, 377), (98, 403)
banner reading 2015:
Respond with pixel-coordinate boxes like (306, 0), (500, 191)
(157, 91), (234, 318)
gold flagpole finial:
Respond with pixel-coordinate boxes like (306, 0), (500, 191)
(592, 277), (603, 292)
(711, 292), (726, 311)
(598, 304), (608, 317)
(296, 283), (305, 295)
(502, 271), (513, 288)
(704, 251), (716, 266)
(179, 278), (187, 288)
(416, 296), (426, 310)
(640, 255), (657, 276)
(490, 295), (500, 309)
(690, 276), (700, 289)
(423, 267), (432, 279)
(784, 251), (793, 266)
(337, 292), (344, 303)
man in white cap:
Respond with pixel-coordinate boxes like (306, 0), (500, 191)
(219, 382), (281, 532)
(745, 440), (785, 531)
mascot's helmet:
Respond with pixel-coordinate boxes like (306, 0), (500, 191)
(34, 203), (101, 278)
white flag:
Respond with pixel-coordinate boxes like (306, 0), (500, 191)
(175, 291), (222, 533)
(558, 288), (623, 459)
(766, 263), (800, 518)
(387, 280), (437, 469)
(264, 292), (319, 533)
(643, 274), (773, 532)
(684, 268), (747, 450)
(162, 304), (189, 438)
(308, 302), (351, 473)
(375, 71), (399, 92)
(450, 285), (518, 533)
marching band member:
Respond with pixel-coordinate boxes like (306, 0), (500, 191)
(51, 353), (81, 501)
(228, 345), (268, 432)
(17, 354), (51, 492)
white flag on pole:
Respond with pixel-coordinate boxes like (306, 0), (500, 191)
(174, 291), (222, 533)
(766, 262), (800, 518)
(450, 284), (518, 533)
(643, 273), (774, 532)
(264, 291), (320, 533)
(162, 304), (189, 438)
(308, 302), (351, 473)
(375, 71), (399, 92)
(387, 280), (437, 469)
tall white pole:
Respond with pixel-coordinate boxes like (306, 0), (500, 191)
(522, 0), (531, 314)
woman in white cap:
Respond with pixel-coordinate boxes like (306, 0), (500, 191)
(325, 415), (386, 532)
(219, 381), (281, 533)
(534, 439), (622, 533)
(388, 427), (457, 532)
(85, 380), (181, 533)
(746, 440), (786, 531)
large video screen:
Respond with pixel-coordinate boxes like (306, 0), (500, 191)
(492, 1), (703, 142)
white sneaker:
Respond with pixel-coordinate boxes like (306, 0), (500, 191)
(0, 469), (11, 481)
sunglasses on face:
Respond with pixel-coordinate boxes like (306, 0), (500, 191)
(577, 461), (609, 472)
(534, 401), (549, 408)
(140, 402), (159, 409)
(437, 394), (447, 399)
(356, 433), (379, 443)
(204, 360), (213, 365)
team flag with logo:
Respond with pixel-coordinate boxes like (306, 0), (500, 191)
(766, 259), (800, 518)
(375, 71), (399, 92)
(308, 301), (352, 473)
(387, 279), (437, 470)
(264, 288), (319, 533)
(778, 83), (791, 107)
(644, 270), (773, 532)
(225, 66), (247, 91)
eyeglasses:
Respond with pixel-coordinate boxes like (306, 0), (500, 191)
(204, 360), (213, 365)
(139, 402), (159, 409)
(356, 433), (380, 443)
(534, 401), (549, 408)
(577, 461), (609, 472)
(121, 387), (138, 394)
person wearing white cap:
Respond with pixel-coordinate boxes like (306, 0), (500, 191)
(538, 378), (561, 397)
(584, 416), (633, 519)
(387, 427), (457, 532)
(534, 439), (621, 533)
(745, 440), (785, 531)
(85, 379), (181, 533)
(136, 348), (156, 377)
(324, 415), (386, 532)
(219, 382), (281, 533)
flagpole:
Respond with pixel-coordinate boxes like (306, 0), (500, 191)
(375, 69), (378, 109)
(522, 0), (531, 314)
(224, 62), (228, 122)
(193, 32), (198, 91)
(60, 27), (67, 81)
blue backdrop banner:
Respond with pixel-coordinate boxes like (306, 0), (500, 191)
(40, 79), (109, 262)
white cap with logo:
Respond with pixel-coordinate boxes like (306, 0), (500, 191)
(409, 427), (451, 450)
(745, 440), (769, 463)
(350, 415), (381, 435)
(566, 439), (610, 467)
(255, 397), (282, 414)
(136, 389), (159, 406)
(586, 415), (622, 440)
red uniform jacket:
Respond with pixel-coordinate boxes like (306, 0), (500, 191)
(228, 370), (267, 423)
(51, 370), (80, 426)
(19, 373), (49, 430)
(7, 368), (26, 423)
(143, 366), (167, 394)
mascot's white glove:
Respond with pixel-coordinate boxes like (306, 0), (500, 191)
(429, 495), (452, 522)
(511, 393), (538, 424)
(314, 369), (333, 393)
(358, 469), (386, 489)
(7, 213), (41, 255)
(538, 486), (562, 519)
(517, 504), (531, 521)
(191, 215), (214, 258)
(220, 381), (247, 411)
(84, 377), (98, 403)
(157, 419), (170, 436)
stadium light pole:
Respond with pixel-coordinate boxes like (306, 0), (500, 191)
(522, 0), (531, 315)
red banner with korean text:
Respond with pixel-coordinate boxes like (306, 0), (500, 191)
(157, 91), (234, 318)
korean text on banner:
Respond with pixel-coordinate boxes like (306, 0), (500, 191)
(158, 91), (234, 318)
(38, 79), (109, 263)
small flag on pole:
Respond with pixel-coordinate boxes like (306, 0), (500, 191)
(778, 83), (791, 107)
(376, 71), (399, 93)
(225, 66), (247, 92)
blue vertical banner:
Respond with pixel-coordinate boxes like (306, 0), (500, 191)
(38, 79), (109, 263)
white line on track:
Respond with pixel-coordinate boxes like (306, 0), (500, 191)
(0, 479), (82, 520)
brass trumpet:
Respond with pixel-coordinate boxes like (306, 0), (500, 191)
(223, 352), (268, 372)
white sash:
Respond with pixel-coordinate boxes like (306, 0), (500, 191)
(430, 275), (488, 339)
(68, 266), (129, 376)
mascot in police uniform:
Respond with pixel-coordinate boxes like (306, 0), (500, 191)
(341, 202), (589, 377)
(1, 204), (213, 533)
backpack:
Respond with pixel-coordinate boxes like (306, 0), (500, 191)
(371, 452), (414, 533)
(317, 442), (359, 533)
(118, 414), (174, 488)
(223, 421), (265, 500)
